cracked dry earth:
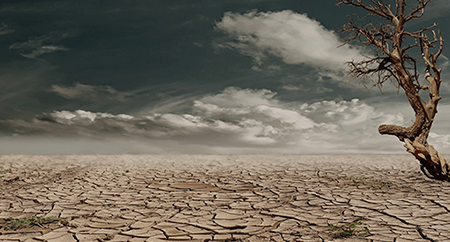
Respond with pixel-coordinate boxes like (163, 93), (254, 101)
(0, 155), (450, 242)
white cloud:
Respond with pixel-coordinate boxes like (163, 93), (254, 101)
(47, 110), (133, 125)
(429, 132), (450, 150)
(197, 87), (276, 108)
(216, 10), (363, 71)
(439, 55), (449, 71)
(282, 84), (302, 91)
(297, 99), (407, 153)
(301, 99), (404, 127)
(49, 83), (130, 102)
(1, 86), (426, 154)
(281, 83), (334, 94)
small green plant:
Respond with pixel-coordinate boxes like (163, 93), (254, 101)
(328, 220), (370, 238)
(2, 216), (61, 230)
(0, 166), (10, 179)
(347, 176), (392, 190)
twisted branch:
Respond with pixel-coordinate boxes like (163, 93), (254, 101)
(338, 0), (448, 180)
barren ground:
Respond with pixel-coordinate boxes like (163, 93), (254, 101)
(0, 154), (449, 241)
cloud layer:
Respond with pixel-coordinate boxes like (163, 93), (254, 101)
(3, 86), (439, 154)
(50, 83), (131, 102)
(216, 10), (363, 71)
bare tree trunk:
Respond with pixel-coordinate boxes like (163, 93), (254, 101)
(338, 0), (450, 180)
(379, 66), (449, 179)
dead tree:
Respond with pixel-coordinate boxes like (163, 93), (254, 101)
(337, 0), (449, 180)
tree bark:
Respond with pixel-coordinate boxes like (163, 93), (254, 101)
(338, 0), (449, 180)
(378, 50), (449, 179)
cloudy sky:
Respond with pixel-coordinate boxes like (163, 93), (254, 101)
(1, 0), (450, 154)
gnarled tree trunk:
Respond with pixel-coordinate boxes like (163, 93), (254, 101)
(379, 74), (449, 179)
(338, 0), (450, 180)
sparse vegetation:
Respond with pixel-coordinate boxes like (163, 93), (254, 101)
(0, 166), (10, 179)
(1, 216), (61, 231)
(328, 220), (370, 238)
(348, 176), (367, 181)
(348, 176), (392, 189)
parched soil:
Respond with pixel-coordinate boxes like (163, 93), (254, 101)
(0, 154), (449, 241)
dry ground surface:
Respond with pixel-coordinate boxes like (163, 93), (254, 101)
(0, 154), (449, 242)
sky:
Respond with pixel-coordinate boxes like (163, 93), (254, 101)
(0, 0), (450, 154)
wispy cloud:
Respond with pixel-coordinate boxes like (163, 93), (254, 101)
(9, 33), (69, 59)
(215, 10), (364, 71)
(1, 87), (415, 154)
(282, 85), (302, 91)
(281, 84), (333, 94)
(49, 83), (131, 102)
(20, 45), (69, 59)
(0, 23), (14, 35)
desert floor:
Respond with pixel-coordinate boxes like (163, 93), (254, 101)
(0, 154), (449, 242)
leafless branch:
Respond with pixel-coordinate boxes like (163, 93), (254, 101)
(338, 0), (449, 179)
(338, 0), (395, 19)
(405, 0), (432, 22)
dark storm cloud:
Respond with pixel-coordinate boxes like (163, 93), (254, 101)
(0, 0), (449, 154)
